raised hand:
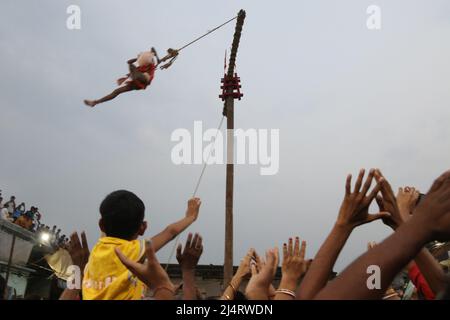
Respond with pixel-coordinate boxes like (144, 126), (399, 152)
(176, 233), (203, 300)
(115, 240), (174, 299)
(245, 248), (279, 300)
(373, 170), (403, 229)
(235, 248), (254, 280)
(336, 169), (390, 230)
(414, 170), (450, 241)
(275, 237), (307, 300)
(282, 237), (307, 285)
(176, 233), (203, 271)
(67, 231), (90, 274)
(221, 248), (255, 300)
(396, 186), (420, 217)
(185, 198), (201, 221)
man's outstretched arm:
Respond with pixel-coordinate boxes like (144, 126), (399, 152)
(297, 169), (389, 299)
(315, 170), (450, 300)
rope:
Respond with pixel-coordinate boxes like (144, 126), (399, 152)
(177, 16), (238, 52)
(165, 115), (226, 270)
(155, 16), (237, 73)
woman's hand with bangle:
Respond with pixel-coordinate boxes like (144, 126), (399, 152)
(275, 237), (307, 300)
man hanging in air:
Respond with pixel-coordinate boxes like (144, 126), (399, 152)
(84, 47), (178, 108)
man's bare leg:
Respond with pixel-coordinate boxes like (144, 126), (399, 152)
(84, 84), (134, 107)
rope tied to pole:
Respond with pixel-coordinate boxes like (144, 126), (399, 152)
(177, 16), (238, 52)
(165, 115), (226, 270)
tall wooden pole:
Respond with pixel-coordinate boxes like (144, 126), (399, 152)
(223, 9), (246, 286)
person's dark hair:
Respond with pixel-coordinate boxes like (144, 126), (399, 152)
(99, 190), (145, 240)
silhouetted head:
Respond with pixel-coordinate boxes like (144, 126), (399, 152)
(99, 190), (147, 240)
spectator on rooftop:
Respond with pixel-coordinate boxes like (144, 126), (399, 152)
(12, 202), (25, 222)
(4, 196), (16, 216)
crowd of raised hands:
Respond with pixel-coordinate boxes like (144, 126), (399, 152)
(62, 168), (450, 300)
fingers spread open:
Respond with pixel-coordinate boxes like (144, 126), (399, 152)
(191, 233), (199, 249)
(176, 243), (183, 260)
(361, 169), (375, 196)
(345, 174), (352, 195)
(288, 238), (293, 256)
(367, 180), (383, 202)
(354, 169), (365, 193)
(299, 240), (306, 260)
(185, 233), (193, 249)
(294, 237), (300, 257)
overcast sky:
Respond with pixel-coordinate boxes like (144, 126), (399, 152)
(1, 0), (450, 271)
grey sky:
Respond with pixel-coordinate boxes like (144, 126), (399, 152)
(1, 0), (450, 271)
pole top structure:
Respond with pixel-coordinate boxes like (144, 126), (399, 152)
(226, 10), (246, 78)
(222, 9), (246, 116)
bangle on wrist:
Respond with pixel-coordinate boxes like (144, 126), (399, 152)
(382, 288), (399, 300)
(229, 282), (238, 293)
(275, 288), (296, 299)
(382, 292), (399, 300)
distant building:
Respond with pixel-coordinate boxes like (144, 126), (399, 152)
(0, 219), (56, 299)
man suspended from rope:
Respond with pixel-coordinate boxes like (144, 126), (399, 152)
(84, 47), (179, 107)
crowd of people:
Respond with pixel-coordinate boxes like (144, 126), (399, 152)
(0, 191), (68, 249)
(55, 168), (450, 300)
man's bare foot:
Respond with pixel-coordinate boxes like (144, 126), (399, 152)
(84, 100), (96, 107)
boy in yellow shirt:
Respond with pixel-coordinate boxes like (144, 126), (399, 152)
(82, 190), (201, 300)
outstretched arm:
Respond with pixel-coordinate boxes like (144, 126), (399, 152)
(315, 170), (450, 299)
(297, 169), (389, 299)
(315, 217), (428, 299)
(375, 173), (447, 295)
(151, 198), (201, 252)
(127, 58), (137, 65)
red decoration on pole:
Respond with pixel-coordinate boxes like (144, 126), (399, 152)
(219, 73), (243, 101)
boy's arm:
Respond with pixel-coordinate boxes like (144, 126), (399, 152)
(151, 198), (201, 252)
